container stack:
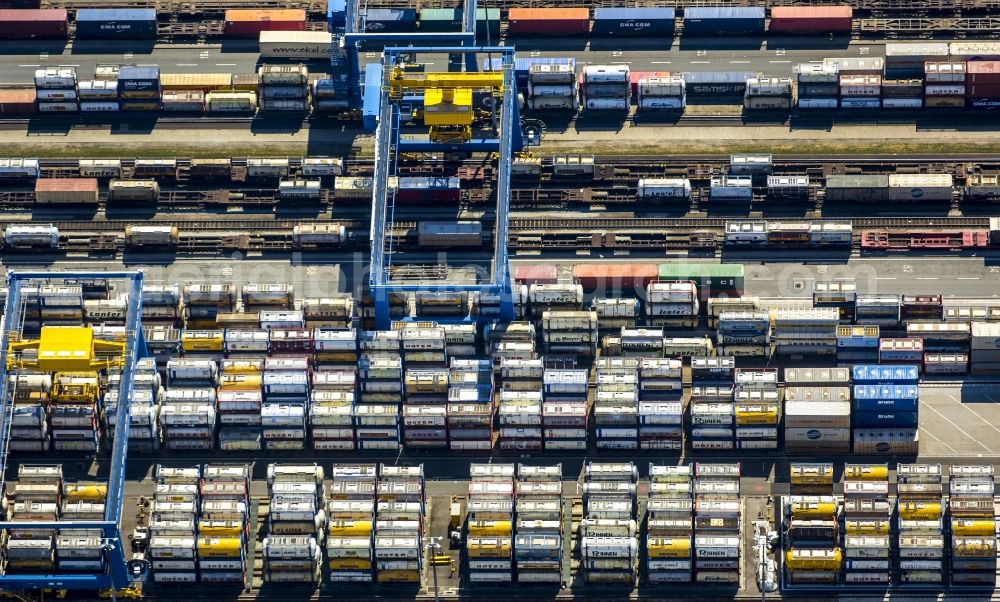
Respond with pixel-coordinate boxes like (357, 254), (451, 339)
(881, 78), (923, 109)
(794, 63), (839, 109)
(692, 464), (741, 586)
(117, 66), (161, 112)
(896, 463), (944, 587)
(216, 359), (262, 452)
(528, 284), (584, 314)
(259, 64), (309, 112)
(161, 358), (219, 451)
(637, 358), (684, 451)
(813, 280), (858, 321)
(851, 365), (919, 455)
(592, 298), (640, 332)
(263, 464), (325, 584)
(79, 76), (119, 113)
(143, 284), (182, 328)
(581, 462), (639, 586)
(104, 357), (161, 452)
(582, 65), (630, 112)
(855, 295), (901, 328)
(948, 465), (997, 587)
(970, 322), (1000, 375)
(183, 284), (237, 329)
(375, 464), (425, 585)
(637, 75), (685, 111)
(783, 368), (852, 455)
(594, 357), (639, 450)
(197, 464), (251, 585)
(356, 336), (403, 452)
(924, 62), (967, 109)
(8, 374), (51, 451)
(716, 310), (771, 358)
(689, 357), (735, 451)
(836, 326), (880, 362)
(646, 464), (693, 584)
(771, 309), (839, 358)
(743, 77), (792, 110)
(514, 464), (563, 585)
(310, 366), (357, 451)
(56, 479), (107, 574)
(402, 366), (449, 450)
(784, 465), (841, 586)
(839, 74), (881, 110)
(49, 372), (101, 453)
(35, 67), (78, 113)
(447, 358), (494, 451)
(325, 464), (376, 584)
(645, 282), (699, 328)
(541, 310), (598, 355)
(498, 380), (542, 452)
(3, 465), (62, 575)
(841, 464), (891, 587)
(527, 64), (578, 111)
(467, 463), (515, 585)
(149, 466), (200, 585)
(541, 368), (588, 451)
(968, 61), (1000, 110)
(620, 327), (664, 358)
(733, 368), (780, 451)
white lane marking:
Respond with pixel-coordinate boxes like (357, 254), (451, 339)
(216, 63), (236, 66)
(177, 63), (198, 67)
(957, 277), (978, 280)
(730, 60), (751, 64)
(876, 277), (897, 280)
(957, 402), (1000, 445)
(915, 277), (938, 280)
(770, 60), (791, 63)
(920, 427), (960, 456)
(923, 403), (994, 453)
(690, 61), (711, 64)
(18, 64), (40, 68)
(650, 61), (671, 64)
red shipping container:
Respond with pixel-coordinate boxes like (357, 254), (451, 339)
(573, 263), (658, 292)
(514, 265), (558, 285)
(0, 88), (36, 114)
(629, 71), (670, 99)
(768, 6), (853, 33)
(0, 9), (67, 39)
(224, 9), (306, 37)
(966, 61), (1000, 84)
(967, 83), (1000, 97)
(507, 8), (590, 36)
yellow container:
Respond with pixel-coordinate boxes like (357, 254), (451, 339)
(197, 536), (243, 558)
(647, 537), (691, 559)
(899, 501), (942, 520)
(953, 537), (996, 558)
(845, 519), (890, 535)
(466, 536), (510, 558)
(219, 372), (262, 390)
(181, 330), (224, 352)
(199, 520), (244, 536)
(790, 464), (834, 487)
(327, 520), (373, 536)
(160, 73), (234, 92)
(734, 404), (778, 426)
(790, 499), (836, 519)
(952, 519), (996, 536)
(467, 520), (513, 536)
(222, 359), (263, 374)
(327, 558), (372, 571)
(377, 569), (419, 583)
(784, 549), (842, 572)
(844, 464), (889, 481)
(64, 484), (107, 502)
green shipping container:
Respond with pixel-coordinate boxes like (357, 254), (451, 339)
(417, 8), (499, 39)
(657, 263), (745, 295)
(477, 8), (501, 41)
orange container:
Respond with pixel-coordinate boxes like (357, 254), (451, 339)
(224, 9), (306, 37)
(573, 263), (659, 292)
(769, 6), (852, 33)
(507, 8), (590, 35)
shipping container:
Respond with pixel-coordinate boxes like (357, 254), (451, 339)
(0, 88), (36, 114)
(768, 6), (852, 34)
(259, 31), (332, 59)
(591, 7), (675, 37)
(362, 8), (417, 33)
(0, 9), (67, 39)
(75, 9), (156, 39)
(224, 9), (306, 37)
(35, 179), (98, 204)
(507, 8), (590, 36)
(683, 7), (765, 36)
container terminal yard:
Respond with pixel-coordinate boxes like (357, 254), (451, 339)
(5, 1), (1000, 602)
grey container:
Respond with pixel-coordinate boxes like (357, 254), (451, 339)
(75, 9), (157, 39)
(682, 7), (765, 36)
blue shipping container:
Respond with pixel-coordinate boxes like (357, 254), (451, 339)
(75, 9), (157, 39)
(853, 411), (919, 428)
(362, 65), (382, 132)
(853, 384), (919, 401)
(851, 364), (920, 384)
(854, 397), (919, 413)
(118, 66), (160, 91)
(364, 8), (417, 33)
(682, 7), (765, 36)
(328, 0), (346, 29)
(592, 7), (675, 37)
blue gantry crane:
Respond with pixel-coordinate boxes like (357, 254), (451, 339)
(0, 271), (146, 592)
(369, 46), (521, 329)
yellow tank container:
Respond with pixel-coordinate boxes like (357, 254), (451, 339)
(953, 537), (996, 558)
(466, 536), (511, 558)
(199, 520), (245, 536)
(197, 536), (243, 558)
(845, 519), (890, 535)
(952, 519), (996, 536)
(219, 373), (263, 390)
(789, 464), (834, 487)
(222, 359), (263, 374)
(790, 499), (836, 519)
(181, 330), (224, 352)
(899, 501), (942, 520)
(377, 569), (419, 583)
(647, 537), (691, 559)
(63, 484), (107, 502)
(844, 464), (889, 481)
(327, 520), (373, 536)
(327, 558), (372, 571)
(784, 549), (842, 572)
(467, 520), (513, 537)
(51, 372), (100, 403)
(734, 404), (778, 426)
(160, 73), (234, 92)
